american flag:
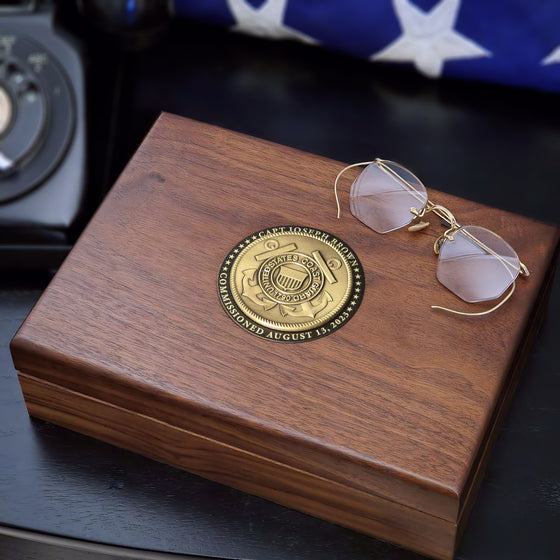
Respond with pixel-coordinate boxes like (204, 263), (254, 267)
(174, 0), (560, 93)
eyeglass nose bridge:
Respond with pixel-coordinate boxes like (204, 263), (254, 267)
(408, 203), (458, 255)
(427, 203), (458, 229)
(408, 202), (459, 241)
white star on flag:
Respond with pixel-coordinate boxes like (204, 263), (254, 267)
(541, 46), (560, 65)
(371, 0), (491, 78)
(227, 0), (317, 44)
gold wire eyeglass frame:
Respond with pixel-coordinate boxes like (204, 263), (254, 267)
(334, 158), (530, 317)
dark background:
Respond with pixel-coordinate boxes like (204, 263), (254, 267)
(1, 4), (559, 560)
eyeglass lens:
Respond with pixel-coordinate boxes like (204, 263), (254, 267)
(437, 225), (520, 303)
(349, 160), (428, 234)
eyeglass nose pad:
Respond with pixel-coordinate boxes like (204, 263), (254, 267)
(408, 221), (430, 232)
(433, 230), (455, 254)
(407, 206), (430, 232)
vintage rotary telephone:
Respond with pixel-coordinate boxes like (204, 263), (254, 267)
(0, 0), (86, 268)
(0, 0), (172, 269)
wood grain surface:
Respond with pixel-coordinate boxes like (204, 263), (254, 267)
(11, 114), (560, 560)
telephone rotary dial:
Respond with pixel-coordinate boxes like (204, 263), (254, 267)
(0, 33), (75, 201)
(0, 3), (86, 269)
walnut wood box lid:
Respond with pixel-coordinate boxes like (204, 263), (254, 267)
(11, 114), (560, 559)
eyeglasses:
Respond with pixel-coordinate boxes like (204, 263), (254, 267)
(334, 158), (529, 317)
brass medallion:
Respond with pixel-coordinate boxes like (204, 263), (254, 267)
(218, 226), (364, 342)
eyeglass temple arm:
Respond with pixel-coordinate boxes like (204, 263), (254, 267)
(334, 161), (375, 218)
(431, 281), (517, 317)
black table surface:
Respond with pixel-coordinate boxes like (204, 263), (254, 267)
(1, 18), (560, 560)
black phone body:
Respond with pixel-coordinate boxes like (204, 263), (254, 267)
(0, 2), (86, 268)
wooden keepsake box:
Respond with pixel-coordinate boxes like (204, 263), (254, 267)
(11, 114), (560, 559)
